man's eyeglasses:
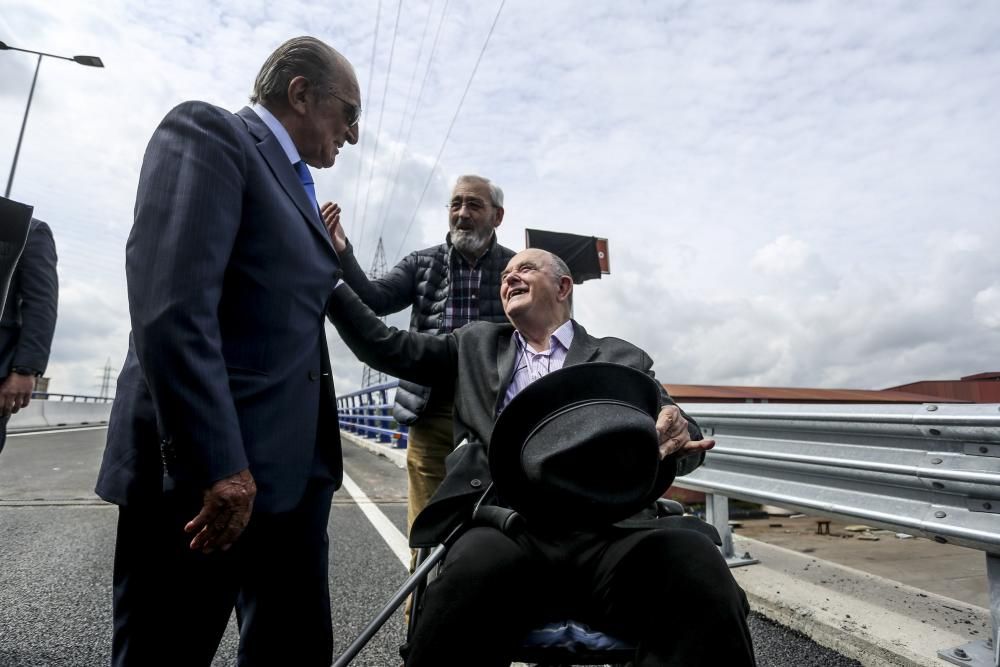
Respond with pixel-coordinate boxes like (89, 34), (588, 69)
(329, 91), (362, 127)
(446, 198), (489, 213)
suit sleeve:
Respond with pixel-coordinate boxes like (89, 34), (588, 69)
(327, 283), (457, 388)
(641, 350), (705, 477)
(127, 101), (248, 487)
(11, 222), (58, 373)
(338, 241), (418, 316)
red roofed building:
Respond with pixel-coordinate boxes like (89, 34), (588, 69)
(664, 384), (963, 404)
(884, 372), (1000, 403)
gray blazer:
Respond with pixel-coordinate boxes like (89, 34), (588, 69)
(98, 102), (343, 512)
(327, 285), (705, 547)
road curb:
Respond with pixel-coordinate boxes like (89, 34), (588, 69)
(342, 431), (407, 469)
(733, 536), (990, 666)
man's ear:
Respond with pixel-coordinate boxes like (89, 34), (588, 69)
(287, 76), (310, 115)
(493, 206), (505, 228)
(557, 275), (573, 301)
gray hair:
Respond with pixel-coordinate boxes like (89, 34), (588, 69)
(548, 252), (574, 312)
(250, 37), (343, 107)
(455, 174), (504, 209)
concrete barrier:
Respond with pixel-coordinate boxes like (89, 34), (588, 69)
(8, 400), (111, 431)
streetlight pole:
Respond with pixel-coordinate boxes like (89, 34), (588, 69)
(0, 41), (104, 199)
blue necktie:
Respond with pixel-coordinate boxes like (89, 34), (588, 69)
(294, 160), (319, 213)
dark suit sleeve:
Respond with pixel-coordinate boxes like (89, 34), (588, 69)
(640, 350), (705, 477)
(339, 241), (418, 316)
(327, 283), (456, 387)
(126, 101), (248, 486)
(11, 222), (58, 373)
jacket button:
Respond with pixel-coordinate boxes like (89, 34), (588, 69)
(470, 479), (482, 488)
(309, 370), (319, 381)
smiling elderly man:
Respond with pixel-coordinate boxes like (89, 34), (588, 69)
(326, 248), (756, 667)
(98, 36), (361, 667)
(321, 175), (516, 532)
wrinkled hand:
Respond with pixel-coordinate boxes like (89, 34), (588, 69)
(184, 468), (257, 553)
(320, 201), (346, 253)
(0, 373), (35, 418)
(655, 405), (715, 459)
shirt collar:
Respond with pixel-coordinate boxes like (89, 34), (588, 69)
(514, 319), (575, 355)
(251, 104), (301, 165)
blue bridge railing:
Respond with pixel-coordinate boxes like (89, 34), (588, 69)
(337, 380), (407, 448)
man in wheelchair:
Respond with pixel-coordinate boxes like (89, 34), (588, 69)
(328, 248), (756, 666)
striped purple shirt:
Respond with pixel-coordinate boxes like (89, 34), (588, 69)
(500, 320), (575, 412)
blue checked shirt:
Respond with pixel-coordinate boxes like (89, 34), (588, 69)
(441, 252), (486, 332)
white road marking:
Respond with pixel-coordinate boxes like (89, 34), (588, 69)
(341, 472), (410, 569)
(9, 425), (108, 437)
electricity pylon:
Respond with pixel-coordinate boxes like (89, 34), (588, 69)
(361, 237), (389, 388)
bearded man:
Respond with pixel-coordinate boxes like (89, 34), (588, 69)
(321, 174), (516, 530)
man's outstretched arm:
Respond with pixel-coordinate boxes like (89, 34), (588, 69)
(327, 282), (457, 388)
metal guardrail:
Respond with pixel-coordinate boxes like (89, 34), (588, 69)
(337, 381), (408, 448)
(335, 382), (1000, 664)
(31, 392), (113, 403)
(676, 401), (1000, 667)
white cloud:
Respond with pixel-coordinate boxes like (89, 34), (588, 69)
(1, 0), (999, 394)
(751, 235), (810, 275)
(973, 285), (1000, 329)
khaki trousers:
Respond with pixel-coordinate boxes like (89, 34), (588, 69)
(405, 401), (455, 531)
(404, 401), (455, 624)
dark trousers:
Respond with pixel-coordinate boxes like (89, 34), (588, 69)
(407, 525), (756, 667)
(111, 478), (336, 667)
(0, 414), (8, 455)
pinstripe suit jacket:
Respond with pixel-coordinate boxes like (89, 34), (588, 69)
(97, 102), (343, 512)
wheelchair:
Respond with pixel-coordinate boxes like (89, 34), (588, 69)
(402, 497), (689, 667)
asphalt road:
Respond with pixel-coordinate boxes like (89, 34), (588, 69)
(0, 428), (860, 666)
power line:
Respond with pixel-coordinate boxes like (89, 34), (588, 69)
(373, 0), (450, 247)
(393, 0), (506, 261)
(355, 0), (405, 259)
(349, 0), (384, 233)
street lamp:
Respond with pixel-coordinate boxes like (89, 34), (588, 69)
(0, 41), (104, 198)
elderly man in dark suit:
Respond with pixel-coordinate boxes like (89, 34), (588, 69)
(96, 36), (360, 666)
(327, 247), (756, 666)
(0, 219), (58, 454)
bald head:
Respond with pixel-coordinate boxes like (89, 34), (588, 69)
(500, 249), (574, 335)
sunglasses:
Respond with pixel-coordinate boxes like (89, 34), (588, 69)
(329, 91), (362, 127)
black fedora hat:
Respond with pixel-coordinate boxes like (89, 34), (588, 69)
(489, 362), (672, 528)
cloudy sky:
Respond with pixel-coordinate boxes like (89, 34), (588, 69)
(1, 0), (998, 396)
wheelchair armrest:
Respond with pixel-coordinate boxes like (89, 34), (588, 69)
(471, 504), (526, 535)
(656, 498), (686, 517)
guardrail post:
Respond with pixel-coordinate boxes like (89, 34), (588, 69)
(992, 553), (999, 667)
(365, 392), (377, 439)
(705, 493), (757, 568)
(939, 552), (999, 666)
(378, 388), (389, 443)
(705, 493), (732, 557)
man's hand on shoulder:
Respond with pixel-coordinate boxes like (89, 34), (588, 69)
(321, 201), (347, 253)
(655, 405), (715, 459)
(0, 372), (36, 417)
(185, 468), (257, 553)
